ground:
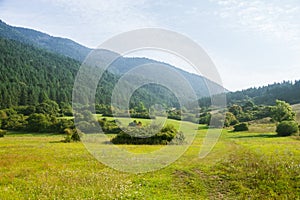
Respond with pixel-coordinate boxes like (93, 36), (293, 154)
(0, 118), (299, 199)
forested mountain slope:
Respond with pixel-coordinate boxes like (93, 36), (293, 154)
(199, 81), (300, 107)
(0, 20), (91, 61)
(0, 20), (227, 99)
(0, 38), (180, 109)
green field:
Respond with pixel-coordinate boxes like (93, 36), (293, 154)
(0, 118), (300, 199)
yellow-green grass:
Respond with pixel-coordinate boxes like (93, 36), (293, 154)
(292, 103), (300, 123)
(0, 119), (300, 199)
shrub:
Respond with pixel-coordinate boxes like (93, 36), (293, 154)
(276, 120), (299, 136)
(54, 118), (74, 133)
(111, 124), (184, 145)
(233, 123), (249, 132)
(224, 112), (238, 127)
(63, 128), (81, 142)
(98, 118), (121, 133)
(26, 113), (52, 132)
(199, 112), (211, 125)
(2, 114), (27, 131)
(71, 130), (81, 141)
(0, 129), (7, 137)
(128, 120), (142, 127)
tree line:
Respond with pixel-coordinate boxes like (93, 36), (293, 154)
(0, 37), (179, 110)
(199, 80), (300, 108)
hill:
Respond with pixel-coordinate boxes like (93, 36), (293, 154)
(0, 38), (180, 109)
(227, 81), (300, 105)
(0, 20), (227, 100)
(0, 20), (91, 61)
(108, 56), (227, 99)
(200, 80), (300, 108)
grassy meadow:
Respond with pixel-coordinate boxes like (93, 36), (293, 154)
(0, 117), (300, 199)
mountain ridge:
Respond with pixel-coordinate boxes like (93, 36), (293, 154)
(0, 19), (227, 98)
(0, 20), (91, 61)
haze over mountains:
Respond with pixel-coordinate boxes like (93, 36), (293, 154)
(0, 20), (91, 61)
(0, 19), (299, 109)
(0, 20), (228, 109)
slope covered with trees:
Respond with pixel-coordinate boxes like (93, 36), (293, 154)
(0, 37), (79, 108)
(227, 81), (300, 105)
(0, 20), (91, 61)
(0, 20), (227, 99)
(199, 80), (300, 108)
(0, 37), (180, 109)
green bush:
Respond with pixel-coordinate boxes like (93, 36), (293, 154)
(63, 128), (81, 142)
(0, 129), (7, 137)
(98, 118), (121, 133)
(233, 123), (249, 132)
(26, 113), (52, 132)
(2, 114), (27, 131)
(224, 112), (238, 127)
(199, 112), (211, 125)
(276, 120), (299, 136)
(111, 124), (184, 145)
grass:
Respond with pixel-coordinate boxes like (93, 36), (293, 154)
(0, 120), (300, 199)
(292, 103), (300, 123)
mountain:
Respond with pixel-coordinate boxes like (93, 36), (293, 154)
(226, 81), (300, 105)
(2, 20), (298, 111)
(0, 37), (79, 108)
(106, 56), (227, 98)
(0, 37), (181, 109)
(199, 80), (300, 108)
(0, 20), (227, 109)
(0, 20), (226, 98)
(0, 20), (91, 61)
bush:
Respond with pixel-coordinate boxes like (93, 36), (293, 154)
(199, 112), (211, 125)
(224, 112), (238, 127)
(2, 114), (27, 131)
(0, 129), (7, 137)
(26, 113), (52, 132)
(233, 123), (249, 132)
(111, 124), (185, 145)
(63, 128), (81, 142)
(276, 120), (299, 136)
(98, 118), (121, 133)
(71, 130), (81, 141)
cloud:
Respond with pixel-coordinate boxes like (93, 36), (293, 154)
(211, 0), (300, 44)
(35, 0), (159, 47)
(45, 0), (157, 30)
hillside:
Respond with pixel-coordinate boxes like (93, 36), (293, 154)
(200, 80), (300, 108)
(108, 56), (227, 99)
(0, 20), (91, 61)
(0, 20), (227, 99)
(0, 37), (79, 108)
(0, 38), (180, 109)
(227, 81), (300, 105)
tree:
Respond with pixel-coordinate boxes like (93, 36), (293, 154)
(199, 112), (211, 125)
(224, 112), (238, 127)
(36, 100), (60, 116)
(60, 102), (73, 116)
(135, 102), (147, 113)
(2, 114), (27, 130)
(276, 120), (299, 136)
(26, 113), (52, 132)
(229, 104), (243, 116)
(271, 100), (295, 122)
(242, 100), (255, 112)
(233, 123), (249, 132)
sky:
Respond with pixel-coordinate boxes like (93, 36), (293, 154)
(0, 0), (299, 91)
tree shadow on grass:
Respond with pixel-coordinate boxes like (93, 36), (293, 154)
(49, 140), (65, 143)
(229, 132), (278, 139)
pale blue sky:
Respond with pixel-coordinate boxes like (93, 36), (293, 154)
(0, 0), (299, 91)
